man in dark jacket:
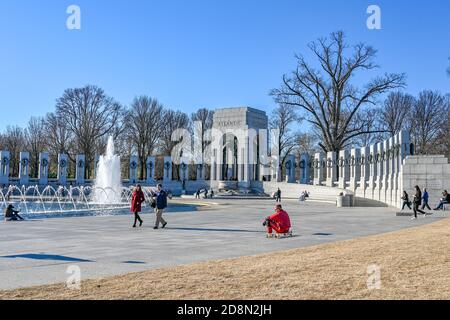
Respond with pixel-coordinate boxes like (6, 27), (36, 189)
(275, 188), (282, 202)
(154, 184), (168, 229)
(434, 190), (450, 211)
(421, 188), (432, 210)
(412, 186), (426, 219)
(4, 205), (24, 221)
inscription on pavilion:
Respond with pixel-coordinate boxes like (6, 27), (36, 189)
(215, 120), (244, 128)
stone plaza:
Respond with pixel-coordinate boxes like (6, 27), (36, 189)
(1, 198), (449, 290)
(0, 106), (449, 293)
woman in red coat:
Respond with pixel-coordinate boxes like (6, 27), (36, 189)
(130, 185), (145, 228)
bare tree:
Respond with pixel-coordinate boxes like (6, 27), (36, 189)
(43, 112), (74, 156)
(269, 104), (299, 180)
(124, 96), (165, 180)
(158, 110), (191, 157)
(351, 107), (384, 147)
(294, 132), (319, 155)
(25, 117), (47, 178)
(0, 126), (27, 177)
(191, 108), (214, 161)
(55, 85), (123, 178)
(379, 91), (415, 136)
(158, 110), (190, 180)
(409, 90), (449, 155)
(271, 31), (405, 153)
(435, 94), (450, 158)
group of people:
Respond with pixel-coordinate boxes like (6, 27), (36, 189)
(195, 188), (214, 199)
(273, 188), (310, 203)
(299, 190), (310, 202)
(401, 187), (450, 220)
(130, 183), (169, 229)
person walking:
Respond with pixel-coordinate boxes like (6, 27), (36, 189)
(412, 186), (426, 220)
(275, 188), (282, 202)
(401, 191), (412, 210)
(421, 188), (432, 210)
(130, 185), (145, 228)
(154, 184), (168, 230)
(195, 189), (201, 199)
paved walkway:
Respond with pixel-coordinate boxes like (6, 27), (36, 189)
(0, 199), (446, 290)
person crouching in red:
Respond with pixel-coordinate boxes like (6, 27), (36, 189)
(263, 204), (291, 237)
(130, 184), (145, 228)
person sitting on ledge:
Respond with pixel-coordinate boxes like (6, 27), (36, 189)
(4, 204), (24, 221)
(433, 190), (450, 211)
(299, 190), (310, 202)
(401, 191), (412, 210)
(263, 204), (291, 237)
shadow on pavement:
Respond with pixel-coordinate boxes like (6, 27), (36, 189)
(1, 253), (93, 262)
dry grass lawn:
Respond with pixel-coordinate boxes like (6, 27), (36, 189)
(2, 217), (450, 300)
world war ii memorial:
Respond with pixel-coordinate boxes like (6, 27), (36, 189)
(0, 0), (449, 311)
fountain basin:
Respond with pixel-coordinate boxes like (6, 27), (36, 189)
(2, 203), (197, 220)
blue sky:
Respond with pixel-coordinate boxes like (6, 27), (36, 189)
(0, 0), (449, 129)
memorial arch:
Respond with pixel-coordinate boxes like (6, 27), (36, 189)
(210, 107), (269, 192)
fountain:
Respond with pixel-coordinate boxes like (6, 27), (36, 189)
(0, 184), (133, 217)
(0, 136), (129, 217)
(0, 137), (178, 218)
(93, 136), (123, 204)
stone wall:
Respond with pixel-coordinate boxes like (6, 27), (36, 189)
(401, 155), (450, 208)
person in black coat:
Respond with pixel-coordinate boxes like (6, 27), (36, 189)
(433, 190), (450, 211)
(401, 191), (412, 210)
(275, 188), (282, 202)
(4, 205), (24, 221)
(412, 186), (426, 219)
